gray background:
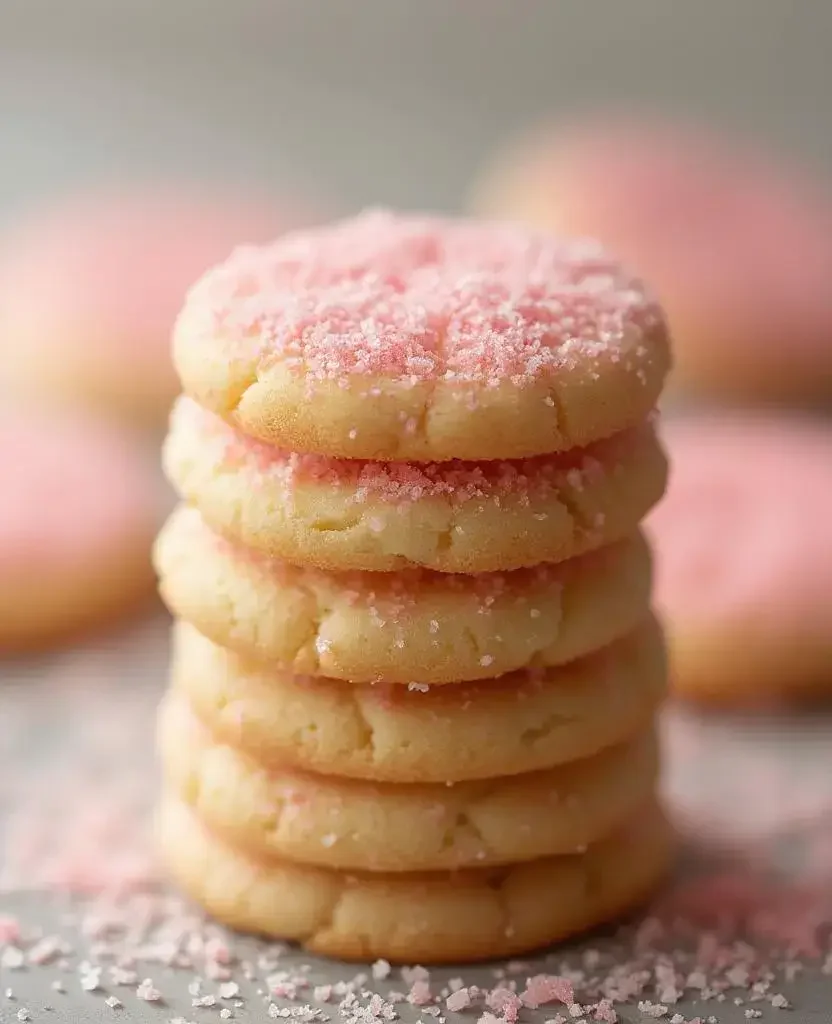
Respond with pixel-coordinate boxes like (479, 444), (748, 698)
(0, 1), (830, 221)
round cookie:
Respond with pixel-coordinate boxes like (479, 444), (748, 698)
(0, 407), (160, 650)
(155, 506), (653, 684)
(171, 618), (667, 783)
(160, 692), (659, 872)
(172, 210), (670, 461)
(646, 414), (832, 704)
(473, 116), (832, 406)
(164, 396), (667, 573)
(159, 796), (674, 963)
(0, 187), (298, 427)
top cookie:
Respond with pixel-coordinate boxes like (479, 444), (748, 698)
(173, 210), (670, 461)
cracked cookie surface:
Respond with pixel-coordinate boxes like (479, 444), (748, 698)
(158, 795), (673, 962)
(160, 691), (659, 872)
(163, 397), (667, 573)
(155, 507), (652, 683)
(170, 618), (666, 783)
(171, 210), (670, 461)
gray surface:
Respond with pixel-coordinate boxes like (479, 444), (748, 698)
(1, 891), (831, 1024)
(2, 615), (832, 1021)
(0, 3), (831, 221)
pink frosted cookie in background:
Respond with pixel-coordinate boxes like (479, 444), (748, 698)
(646, 414), (832, 704)
(473, 116), (832, 407)
(0, 407), (162, 651)
(0, 186), (307, 428)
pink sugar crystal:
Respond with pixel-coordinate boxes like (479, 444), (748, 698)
(407, 980), (433, 1006)
(186, 210), (663, 387)
(446, 988), (472, 1012)
(486, 986), (523, 1021)
(522, 975), (575, 1008)
(174, 395), (645, 507)
(593, 999), (617, 1022)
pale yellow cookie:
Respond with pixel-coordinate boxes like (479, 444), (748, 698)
(171, 618), (667, 783)
(163, 396), (667, 573)
(159, 692), (659, 872)
(172, 211), (670, 461)
(159, 795), (674, 963)
(156, 507), (652, 684)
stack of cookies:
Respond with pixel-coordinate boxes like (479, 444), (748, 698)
(154, 211), (674, 964)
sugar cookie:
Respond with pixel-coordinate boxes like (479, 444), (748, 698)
(0, 408), (160, 650)
(646, 414), (832, 704)
(163, 396), (667, 573)
(473, 116), (832, 406)
(171, 618), (666, 783)
(0, 187), (296, 426)
(159, 796), (673, 963)
(155, 506), (652, 684)
(172, 210), (670, 461)
(160, 692), (659, 872)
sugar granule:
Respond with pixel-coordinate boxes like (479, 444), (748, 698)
(592, 1000), (617, 1023)
(446, 988), (472, 1012)
(408, 981), (433, 1006)
(522, 975), (574, 1008)
(136, 978), (163, 1002)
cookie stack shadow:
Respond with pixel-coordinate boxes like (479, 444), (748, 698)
(154, 394), (674, 964)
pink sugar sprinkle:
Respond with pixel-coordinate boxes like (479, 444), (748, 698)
(0, 917), (20, 943)
(136, 978), (162, 1002)
(486, 986), (523, 1022)
(26, 936), (64, 965)
(189, 210), (663, 387)
(446, 988), (472, 1012)
(176, 395), (641, 508)
(593, 999), (617, 1023)
(407, 980), (433, 1006)
(522, 975), (575, 1008)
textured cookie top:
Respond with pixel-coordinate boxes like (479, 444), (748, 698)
(184, 209), (661, 388)
(174, 210), (670, 459)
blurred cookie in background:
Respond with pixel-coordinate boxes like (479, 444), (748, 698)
(0, 185), (312, 429)
(473, 115), (832, 408)
(0, 406), (163, 652)
(646, 413), (832, 705)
